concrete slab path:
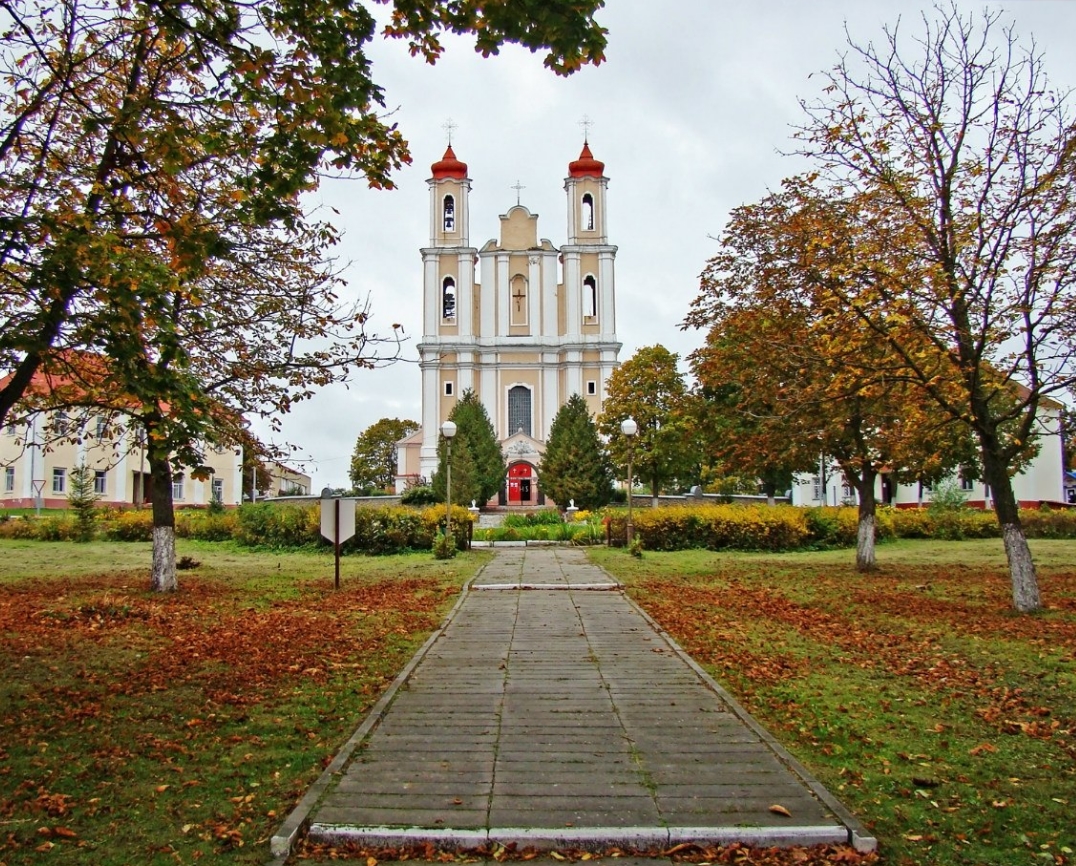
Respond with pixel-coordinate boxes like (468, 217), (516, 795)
(272, 548), (875, 860)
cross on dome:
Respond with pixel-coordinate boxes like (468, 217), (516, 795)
(511, 179), (526, 205)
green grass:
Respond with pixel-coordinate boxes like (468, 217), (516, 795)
(592, 539), (1076, 866)
(0, 540), (491, 865)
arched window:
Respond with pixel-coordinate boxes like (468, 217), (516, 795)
(508, 386), (532, 437)
(442, 276), (456, 319)
(583, 274), (597, 318)
(581, 193), (594, 231)
(443, 195), (455, 232)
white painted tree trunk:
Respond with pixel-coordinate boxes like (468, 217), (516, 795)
(151, 525), (177, 593)
(1002, 523), (1041, 613)
(856, 511), (876, 572)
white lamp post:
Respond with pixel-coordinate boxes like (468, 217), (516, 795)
(441, 420), (457, 542)
(621, 417), (638, 545)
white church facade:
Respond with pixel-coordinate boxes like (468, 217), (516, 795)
(396, 141), (622, 504)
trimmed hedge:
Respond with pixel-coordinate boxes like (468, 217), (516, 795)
(607, 504), (810, 552)
(4, 502), (1076, 551)
(0, 502), (476, 554)
(602, 504), (1076, 551)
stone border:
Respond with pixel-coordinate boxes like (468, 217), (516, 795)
(307, 822), (850, 854)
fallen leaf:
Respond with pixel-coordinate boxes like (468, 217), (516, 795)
(769, 804), (792, 817)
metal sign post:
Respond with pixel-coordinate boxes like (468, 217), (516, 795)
(320, 489), (356, 589)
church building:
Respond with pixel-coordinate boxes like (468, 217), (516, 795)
(396, 140), (622, 504)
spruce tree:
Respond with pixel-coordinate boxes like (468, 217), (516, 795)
(431, 390), (504, 505)
(539, 394), (614, 510)
(67, 463), (100, 542)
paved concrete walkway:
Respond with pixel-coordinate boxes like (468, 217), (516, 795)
(272, 548), (874, 859)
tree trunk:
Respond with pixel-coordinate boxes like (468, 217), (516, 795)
(148, 446), (178, 593)
(855, 466), (878, 573)
(762, 479), (777, 507)
(982, 449), (1041, 612)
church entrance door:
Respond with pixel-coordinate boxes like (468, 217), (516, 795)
(508, 463), (534, 504)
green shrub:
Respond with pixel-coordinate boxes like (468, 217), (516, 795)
(432, 531), (456, 559)
(235, 503), (321, 549)
(627, 504), (809, 552)
(0, 515), (40, 539)
(1022, 508), (1076, 539)
(502, 508), (563, 527)
(401, 485), (438, 506)
(103, 509), (155, 541)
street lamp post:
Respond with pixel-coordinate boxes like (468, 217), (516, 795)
(621, 417), (638, 546)
(441, 420), (457, 544)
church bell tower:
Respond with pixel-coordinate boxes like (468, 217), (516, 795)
(402, 138), (622, 500)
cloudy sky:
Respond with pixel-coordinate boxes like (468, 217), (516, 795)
(258, 1), (1076, 490)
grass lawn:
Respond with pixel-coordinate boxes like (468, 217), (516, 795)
(0, 539), (491, 865)
(592, 539), (1076, 866)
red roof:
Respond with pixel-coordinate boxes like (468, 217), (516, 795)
(431, 145), (467, 179)
(568, 142), (605, 178)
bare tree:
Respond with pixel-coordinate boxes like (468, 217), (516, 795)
(795, 3), (1076, 611)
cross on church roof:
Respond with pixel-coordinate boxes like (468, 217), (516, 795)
(442, 117), (458, 145)
(511, 179), (525, 205)
(579, 114), (594, 142)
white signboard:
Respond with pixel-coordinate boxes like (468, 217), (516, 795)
(320, 498), (357, 544)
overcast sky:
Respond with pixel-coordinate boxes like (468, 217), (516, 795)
(256, 1), (1076, 490)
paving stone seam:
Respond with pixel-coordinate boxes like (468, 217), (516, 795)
(485, 580), (521, 828)
(565, 584), (662, 819)
(268, 561), (492, 861)
(616, 590), (878, 854)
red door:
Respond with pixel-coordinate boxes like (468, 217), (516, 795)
(508, 463), (531, 504)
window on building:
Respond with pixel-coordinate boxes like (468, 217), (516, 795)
(95, 416), (108, 439)
(444, 381), (454, 397)
(581, 193), (594, 231)
(52, 467), (66, 494)
(442, 276), (456, 319)
(212, 478), (224, 503)
(54, 411), (69, 436)
(93, 470), (107, 495)
(172, 474), (184, 501)
(812, 477), (822, 501)
(586, 381), (597, 396)
(583, 274), (597, 318)
(4, 466), (13, 492)
(443, 194), (455, 232)
(959, 467), (976, 491)
(508, 386), (532, 437)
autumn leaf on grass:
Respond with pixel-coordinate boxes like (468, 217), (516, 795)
(769, 804), (792, 817)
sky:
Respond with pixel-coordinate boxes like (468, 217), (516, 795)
(257, 0), (1076, 490)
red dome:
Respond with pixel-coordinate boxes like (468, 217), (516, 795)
(431, 145), (467, 179)
(569, 142), (605, 178)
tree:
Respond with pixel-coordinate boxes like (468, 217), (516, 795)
(687, 183), (978, 571)
(539, 394), (614, 510)
(431, 390), (503, 505)
(597, 345), (700, 504)
(1, 1), (607, 590)
(350, 418), (419, 492)
(792, 3), (1076, 609)
(66, 463), (100, 543)
(0, 0), (608, 430)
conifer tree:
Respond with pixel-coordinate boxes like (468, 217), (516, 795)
(66, 463), (100, 543)
(539, 394), (613, 510)
(431, 390), (504, 505)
